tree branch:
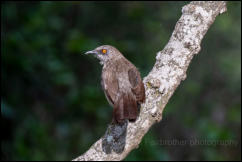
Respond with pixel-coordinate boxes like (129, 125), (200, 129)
(73, 1), (227, 161)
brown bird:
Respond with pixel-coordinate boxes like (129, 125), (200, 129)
(85, 45), (145, 123)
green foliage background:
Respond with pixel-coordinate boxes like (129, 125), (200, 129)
(1, 1), (241, 161)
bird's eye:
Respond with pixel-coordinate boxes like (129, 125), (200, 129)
(101, 49), (107, 54)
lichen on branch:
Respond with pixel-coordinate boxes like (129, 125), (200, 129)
(73, 1), (227, 161)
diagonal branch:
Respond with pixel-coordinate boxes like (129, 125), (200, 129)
(73, 1), (227, 161)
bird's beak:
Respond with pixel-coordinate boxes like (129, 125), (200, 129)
(84, 50), (98, 55)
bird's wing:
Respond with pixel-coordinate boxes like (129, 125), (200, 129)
(113, 66), (145, 123)
(102, 60), (145, 123)
(113, 92), (137, 123)
(128, 67), (146, 103)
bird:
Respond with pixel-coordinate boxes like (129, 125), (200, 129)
(85, 45), (145, 124)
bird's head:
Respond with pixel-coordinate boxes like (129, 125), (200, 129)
(85, 45), (122, 65)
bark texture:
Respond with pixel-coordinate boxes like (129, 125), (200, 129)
(73, 1), (227, 161)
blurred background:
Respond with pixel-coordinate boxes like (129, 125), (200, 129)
(1, 1), (241, 161)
